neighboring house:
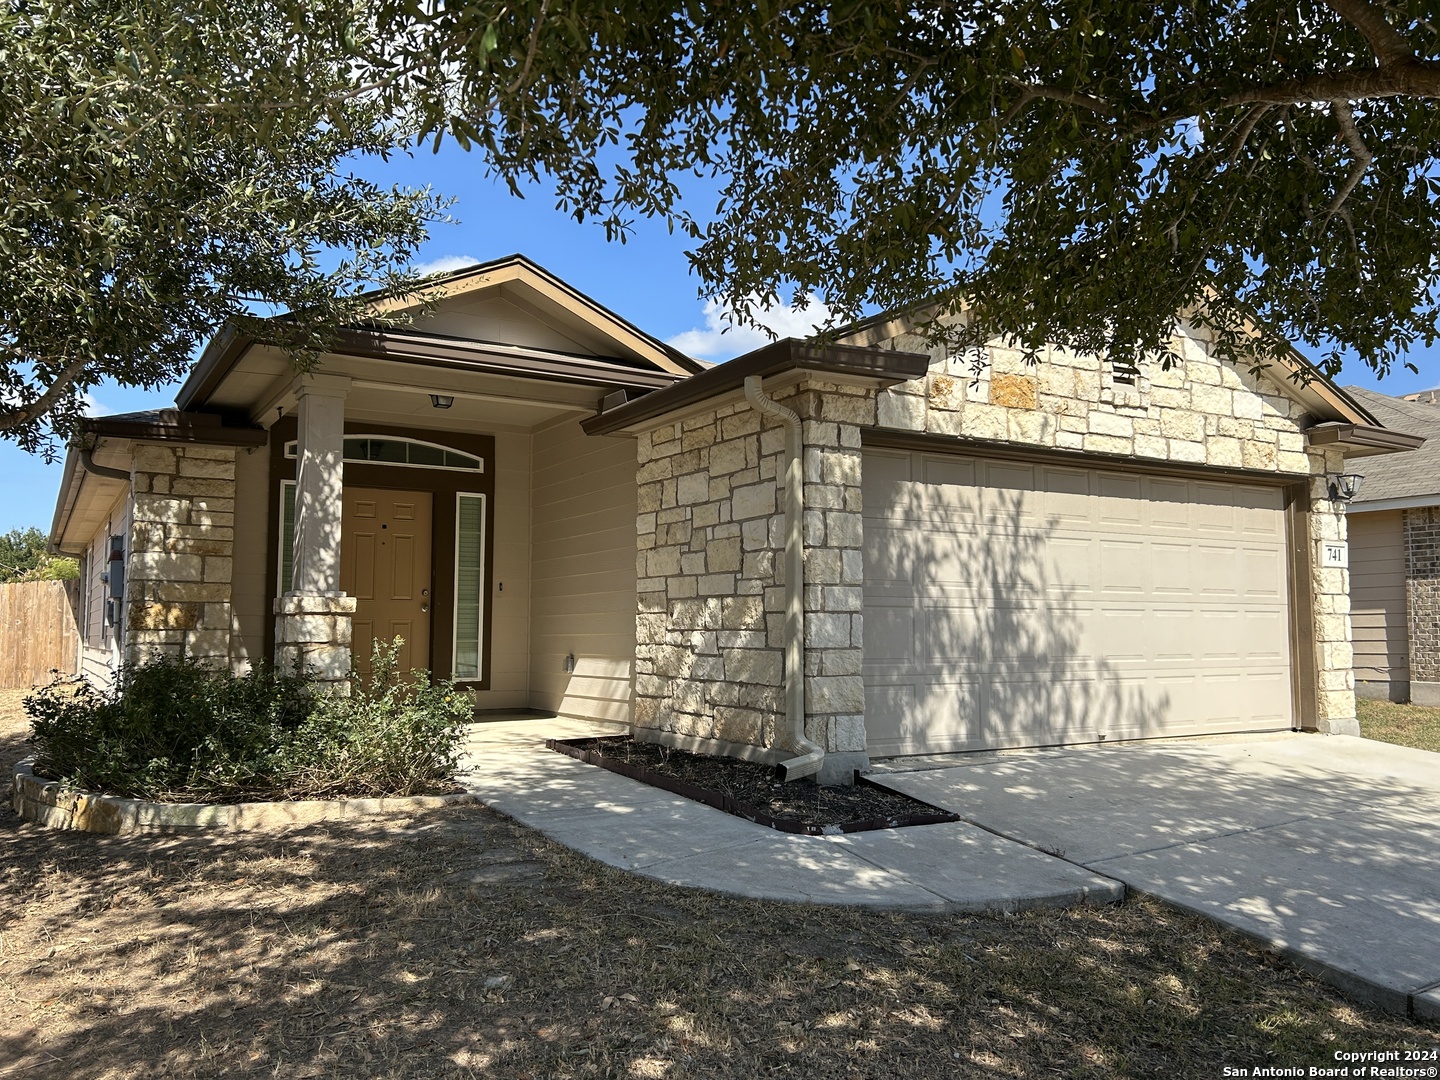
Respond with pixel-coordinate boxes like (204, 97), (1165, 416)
(1340, 386), (1440, 705)
(48, 255), (1422, 783)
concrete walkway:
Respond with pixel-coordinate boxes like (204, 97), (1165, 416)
(455, 719), (1121, 914)
(872, 734), (1440, 1019)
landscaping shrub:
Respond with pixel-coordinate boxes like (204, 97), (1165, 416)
(25, 639), (473, 802)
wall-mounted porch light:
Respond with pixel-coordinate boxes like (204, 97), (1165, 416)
(563, 653), (576, 673)
(429, 394), (455, 409)
(1329, 473), (1365, 503)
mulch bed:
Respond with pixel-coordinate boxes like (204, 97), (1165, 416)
(549, 735), (959, 834)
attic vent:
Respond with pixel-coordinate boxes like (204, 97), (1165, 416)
(1111, 363), (1139, 386)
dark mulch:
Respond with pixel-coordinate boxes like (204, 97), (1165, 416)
(555, 736), (954, 832)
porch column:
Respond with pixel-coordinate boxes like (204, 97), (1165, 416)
(291, 374), (349, 594)
(274, 373), (356, 686)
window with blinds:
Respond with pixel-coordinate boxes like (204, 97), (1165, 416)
(279, 481), (296, 595)
(454, 493), (486, 679)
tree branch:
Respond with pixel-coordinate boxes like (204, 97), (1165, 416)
(1003, 77), (1116, 119)
(0, 358), (91, 433)
(1322, 0), (1416, 64)
(1325, 98), (1373, 221)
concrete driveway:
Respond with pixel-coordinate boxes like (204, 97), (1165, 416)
(871, 734), (1440, 1019)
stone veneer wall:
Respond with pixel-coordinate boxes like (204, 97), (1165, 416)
(1309, 448), (1358, 733)
(633, 379), (873, 783)
(868, 327), (1356, 734)
(1403, 507), (1440, 705)
(124, 443), (237, 666)
(633, 325), (1360, 763)
(274, 594), (357, 684)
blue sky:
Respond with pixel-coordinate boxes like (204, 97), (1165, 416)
(3, 143), (1437, 534)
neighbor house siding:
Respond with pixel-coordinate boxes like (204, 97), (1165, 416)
(230, 441), (270, 670)
(1348, 510), (1408, 701)
(528, 416), (636, 722)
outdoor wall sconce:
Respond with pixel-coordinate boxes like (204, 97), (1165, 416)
(564, 653), (576, 673)
(429, 394), (455, 409)
(1329, 473), (1365, 503)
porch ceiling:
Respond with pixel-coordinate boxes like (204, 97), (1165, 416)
(206, 345), (637, 430)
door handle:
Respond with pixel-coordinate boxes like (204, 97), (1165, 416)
(420, 603), (429, 613)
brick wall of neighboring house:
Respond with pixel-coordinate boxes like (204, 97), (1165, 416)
(632, 378), (874, 782)
(1404, 507), (1440, 693)
(124, 443), (237, 667)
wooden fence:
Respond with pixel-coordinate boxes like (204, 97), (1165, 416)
(0, 580), (80, 689)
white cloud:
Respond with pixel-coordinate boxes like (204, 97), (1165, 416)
(411, 254), (480, 278)
(668, 295), (835, 361)
(80, 392), (110, 417)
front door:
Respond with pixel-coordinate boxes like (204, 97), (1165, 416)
(340, 487), (433, 675)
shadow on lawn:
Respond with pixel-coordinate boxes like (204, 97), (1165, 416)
(1, 785), (1434, 1079)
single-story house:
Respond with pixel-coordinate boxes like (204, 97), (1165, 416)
(1340, 386), (1440, 704)
(49, 255), (1423, 783)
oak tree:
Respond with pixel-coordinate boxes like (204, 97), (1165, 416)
(404, 0), (1440, 377)
(1, 0), (445, 451)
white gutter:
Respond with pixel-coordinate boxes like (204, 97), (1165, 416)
(743, 376), (824, 782)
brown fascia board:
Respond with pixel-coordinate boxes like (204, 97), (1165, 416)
(47, 450), (84, 552)
(177, 323), (682, 412)
(83, 409), (267, 447)
(581, 338), (931, 436)
(1305, 421), (1426, 457)
(348, 253), (708, 375)
(330, 328), (682, 389)
(175, 322), (247, 410)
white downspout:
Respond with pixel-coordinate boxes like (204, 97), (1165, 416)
(743, 376), (824, 782)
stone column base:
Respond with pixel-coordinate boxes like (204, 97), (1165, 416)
(1313, 715), (1361, 737)
(274, 593), (357, 685)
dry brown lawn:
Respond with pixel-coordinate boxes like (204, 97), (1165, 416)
(1, 687), (1436, 1078)
(1359, 697), (1440, 754)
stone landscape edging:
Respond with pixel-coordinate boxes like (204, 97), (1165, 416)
(11, 758), (477, 834)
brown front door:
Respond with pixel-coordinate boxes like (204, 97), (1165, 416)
(340, 487), (433, 675)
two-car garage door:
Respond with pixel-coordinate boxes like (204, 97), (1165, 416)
(862, 448), (1295, 757)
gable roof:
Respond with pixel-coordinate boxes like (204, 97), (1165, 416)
(833, 304), (1380, 430)
(176, 253), (702, 412)
(1343, 387), (1440, 508)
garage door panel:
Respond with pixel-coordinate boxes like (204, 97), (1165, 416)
(1097, 474), (1144, 522)
(1094, 606), (1149, 660)
(1151, 543), (1193, 595)
(1242, 547), (1285, 597)
(1100, 540), (1147, 594)
(863, 448), (1294, 755)
(1237, 608), (1288, 659)
(1148, 479), (1193, 530)
(862, 602), (914, 662)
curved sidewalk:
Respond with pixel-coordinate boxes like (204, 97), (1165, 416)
(455, 719), (1123, 913)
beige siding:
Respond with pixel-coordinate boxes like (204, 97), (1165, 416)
(528, 417), (636, 722)
(1349, 509), (1408, 700)
(230, 442), (271, 669)
(469, 430), (532, 709)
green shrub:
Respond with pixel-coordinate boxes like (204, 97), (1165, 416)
(276, 639), (474, 798)
(25, 639), (473, 802)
